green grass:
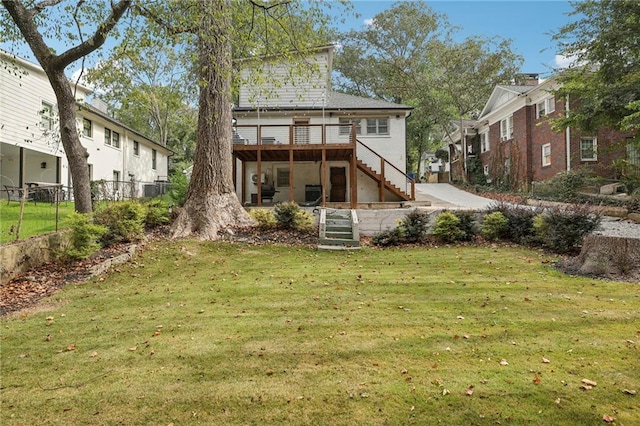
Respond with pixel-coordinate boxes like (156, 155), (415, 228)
(1, 242), (639, 425)
(0, 201), (75, 244)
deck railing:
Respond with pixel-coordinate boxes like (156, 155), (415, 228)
(233, 123), (356, 146)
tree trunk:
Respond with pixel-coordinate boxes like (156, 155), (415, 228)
(48, 71), (93, 213)
(170, 0), (252, 240)
(573, 235), (640, 277)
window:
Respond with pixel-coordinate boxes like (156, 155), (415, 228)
(542, 143), (551, 166)
(480, 132), (490, 153)
(536, 96), (556, 119)
(276, 168), (290, 187)
(339, 118), (362, 136)
(133, 141), (140, 156)
(40, 102), (53, 131)
(104, 128), (111, 145)
(82, 118), (92, 138)
(366, 118), (389, 135)
(113, 170), (120, 191)
(500, 115), (513, 140)
(112, 131), (120, 148)
(152, 149), (157, 170)
(580, 137), (597, 161)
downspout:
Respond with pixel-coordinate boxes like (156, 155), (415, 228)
(565, 95), (571, 171)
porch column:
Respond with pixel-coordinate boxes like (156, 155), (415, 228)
(289, 148), (294, 201)
(56, 157), (62, 184)
(19, 147), (26, 187)
(256, 149), (262, 206)
(321, 149), (327, 207)
(350, 148), (357, 208)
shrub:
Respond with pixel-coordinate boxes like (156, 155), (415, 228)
(533, 204), (602, 254)
(481, 211), (509, 241)
(486, 202), (539, 244)
(371, 228), (403, 247)
(274, 202), (314, 230)
(94, 201), (146, 245)
(63, 212), (107, 261)
(250, 208), (276, 229)
(432, 211), (466, 243)
(144, 199), (170, 229)
(452, 210), (478, 241)
(168, 172), (189, 207)
(397, 209), (430, 243)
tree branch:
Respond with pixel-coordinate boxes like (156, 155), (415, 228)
(133, 3), (197, 35)
(30, 0), (63, 14)
(54, 0), (131, 68)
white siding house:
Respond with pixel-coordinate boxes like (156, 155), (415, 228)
(233, 46), (414, 207)
(0, 51), (172, 199)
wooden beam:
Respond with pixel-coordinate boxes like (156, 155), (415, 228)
(350, 149), (358, 208)
(289, 147), (294, 201)
(321, 148), (327, 207)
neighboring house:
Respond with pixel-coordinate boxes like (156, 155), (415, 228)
(232, 45), (414, 208)
(448, 75), (638, 189)
(0, 51), (172, 200)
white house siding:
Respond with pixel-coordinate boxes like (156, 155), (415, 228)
(239, 51), (330, 109)
(1, 52), (170, 195)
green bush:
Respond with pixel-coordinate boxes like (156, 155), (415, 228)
(432, 211), (466, 243)
(533, 204), (602, 254)
(452, 210), (478, 241)
(481, 211), (509, 241)
(274, 202), (314, 230)
(397, 209), (430, 243)
(63, 212), (107, 261)
(168, 172), (189, 207)
(486, 202), (540, 244)
(371, 228), (403, 247)
(144, 199), (171, 229)
(94, 201), (146, 245)
(250, 208), (276, 229)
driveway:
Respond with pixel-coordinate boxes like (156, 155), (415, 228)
(414, 183), (495, 209)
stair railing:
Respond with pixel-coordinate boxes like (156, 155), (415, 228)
(356, 140), (415, 200)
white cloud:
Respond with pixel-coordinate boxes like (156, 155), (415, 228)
(364, 18), (375, 27)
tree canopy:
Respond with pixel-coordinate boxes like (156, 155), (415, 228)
(552, 0), (640, 136)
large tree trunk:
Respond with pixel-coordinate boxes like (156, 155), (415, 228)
(171, 0), (252, 240)
(48, 71), (93, 213)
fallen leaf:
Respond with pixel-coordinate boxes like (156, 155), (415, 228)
(266, 369), (275, 376)
(442, 389), (450, 396)
(457, 316), (464, 320)
(555, 398), (561, 405)
(500, 359), (509, 366)
(582, 378), (597, 387)
(542, 357), (550, 363)
(466, 385), (474, 396)
(90, 351), (98, 357)
(128, 346), (137, 351)
(602, 414), (615, 423)
(533, 376), (541, 384)
(623, 389), (636, 395)
(67, 344), (76, 351)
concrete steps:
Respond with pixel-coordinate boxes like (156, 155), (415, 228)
(318, 209), (361, 250)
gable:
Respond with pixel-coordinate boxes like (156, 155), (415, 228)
(479, 85), (531, 119)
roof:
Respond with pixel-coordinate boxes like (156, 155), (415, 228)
(234, 91), (412, 112)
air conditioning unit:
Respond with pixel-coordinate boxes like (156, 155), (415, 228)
(251, 173), (265, 184)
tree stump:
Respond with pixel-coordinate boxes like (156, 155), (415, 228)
(574, 235), (640, 277)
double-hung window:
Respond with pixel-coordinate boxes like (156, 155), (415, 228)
(480, 132), (490, 153)
(366, 118), (389, 135)
(112, 131), (120, 148)
(104, 128), (112, 145)
(542, 143), (551, 166)
(536, 96), (556, 119)
(339, 118), (361, 136)
(580, 137), (597, 161)
(40, 102), (53, 131)
(82, 118), (92, 138)
(500, 115), (513, 140)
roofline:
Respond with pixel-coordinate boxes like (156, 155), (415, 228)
(77, 102), (174, 154)
(234, 44), (336, 64)
(233, 105), (413, 113)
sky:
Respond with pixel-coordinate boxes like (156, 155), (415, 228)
(335, 0), (575, 77)
(2, 0), (577, 80)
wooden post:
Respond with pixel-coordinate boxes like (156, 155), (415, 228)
(321, 149), (327, 207)
(289, 148), (294, 201)
(379, 160), (385, 202)
(350, 149), (358, 208)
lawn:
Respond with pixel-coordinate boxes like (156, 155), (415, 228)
(1, 242), (638, 425)
(0, 201), (75, 244)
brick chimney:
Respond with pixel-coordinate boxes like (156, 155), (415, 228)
(514, 73), (539, 86)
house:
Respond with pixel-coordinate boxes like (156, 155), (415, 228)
(449, 74), (638, 189)
(0, 51), (172, 200)
(231, 45), (414, 208)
